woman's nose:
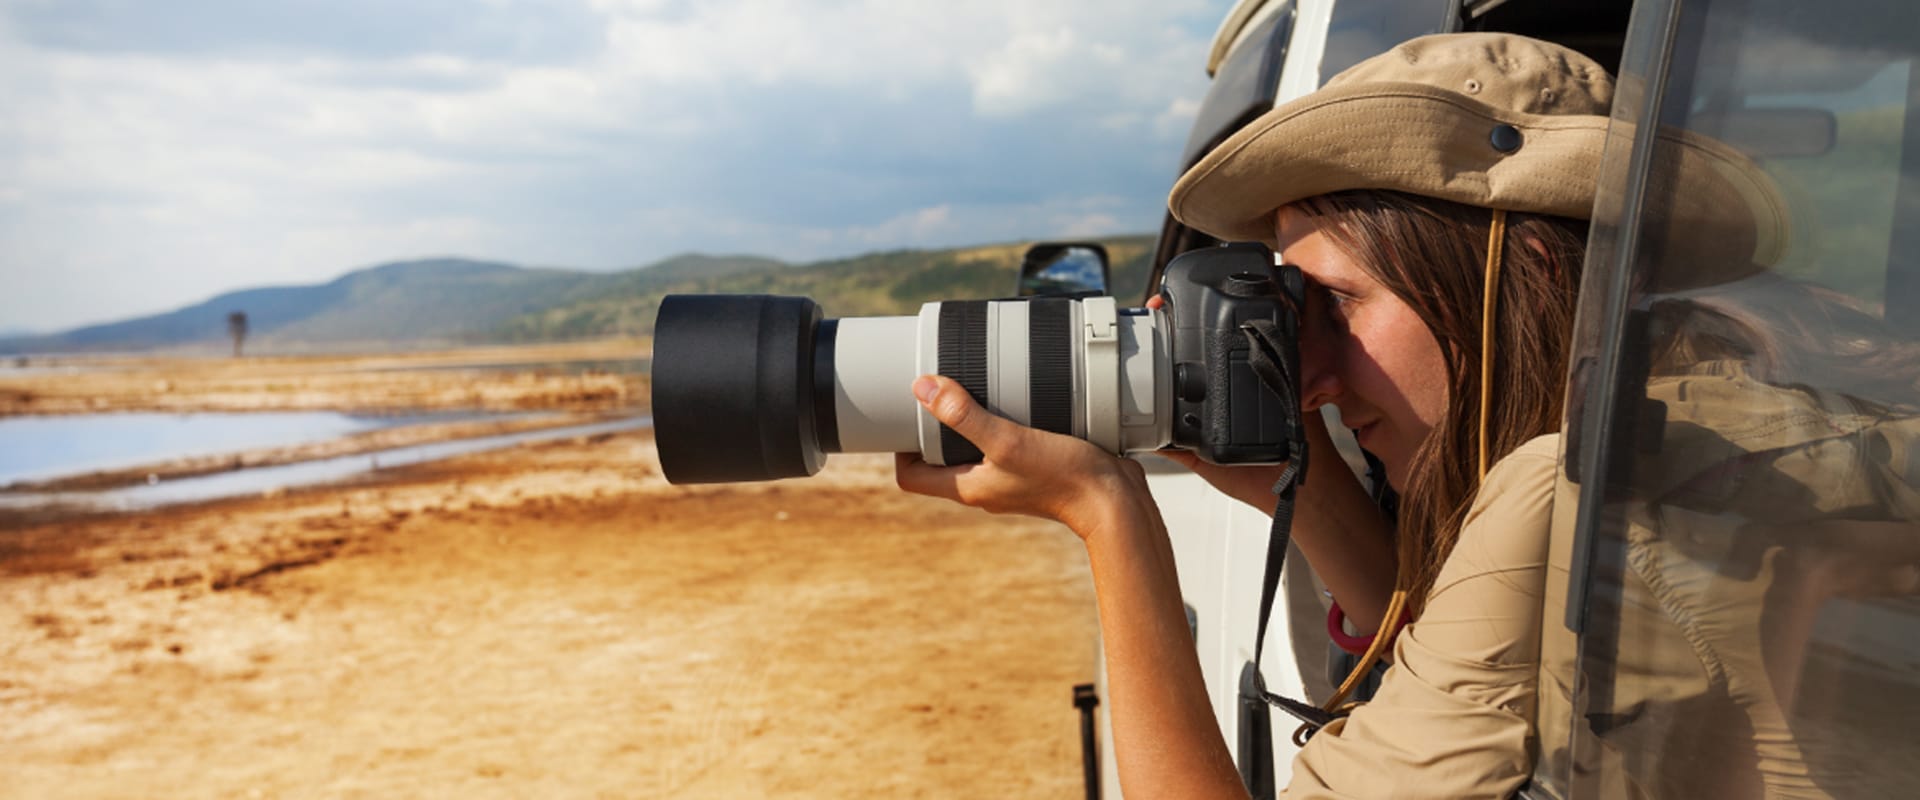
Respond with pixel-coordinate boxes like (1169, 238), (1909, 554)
(1297, 311), (1341, 411)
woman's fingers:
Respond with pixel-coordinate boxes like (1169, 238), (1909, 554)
(894, 451), (965, 502)
(1155, 448), (1201, 469)
(896, 374), (1130, 527)
(913, 375), (1015, 460)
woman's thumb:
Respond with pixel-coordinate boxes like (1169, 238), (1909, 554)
(914, 375), (1003, 453)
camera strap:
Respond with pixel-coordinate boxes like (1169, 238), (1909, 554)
(1237, 320), (1339, 733)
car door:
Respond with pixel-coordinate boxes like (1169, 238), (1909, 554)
(1530, 0), (1920, 796)
(1131, 1), (1529, 797)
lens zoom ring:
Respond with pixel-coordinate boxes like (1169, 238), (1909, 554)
(938, 302), (990, 464)
(1027, 299), (1074, 436)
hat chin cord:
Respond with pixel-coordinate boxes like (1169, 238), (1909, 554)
(1478, 209), (1506, 479)
(1302, 209), (1507, 744)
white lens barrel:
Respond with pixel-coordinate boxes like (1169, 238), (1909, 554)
(829, 315), (924, 453)
(988, 301), (1032, 431)
(915, 303), (946, 463)
(1077, 299), (1174, 456)
(900, 298), (1170, 465)
(1080, 298), (1123, 455)
(1117, 307), (1174, 453)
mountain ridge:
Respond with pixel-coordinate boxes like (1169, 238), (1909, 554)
(1, 237), (1157, 354)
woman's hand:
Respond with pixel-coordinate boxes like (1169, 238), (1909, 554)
(1155, 448), (1294, 515)
(901, 378), (1249, 799)
(894, 375), (1153, 539)
(1143, 293), (1321, 514)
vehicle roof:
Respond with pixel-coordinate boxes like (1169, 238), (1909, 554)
(1206, 0), (1287, 76)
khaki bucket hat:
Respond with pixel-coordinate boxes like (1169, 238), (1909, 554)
(1168, 32), (1790, 272)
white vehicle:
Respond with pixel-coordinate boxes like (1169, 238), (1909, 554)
(1060, 0), (1920, 797)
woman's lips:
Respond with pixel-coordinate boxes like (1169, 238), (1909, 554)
(1352, 420), (1380, 449)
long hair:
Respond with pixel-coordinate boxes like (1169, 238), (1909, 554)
(1648, 273), (1920, 408)
(1292, 190), (1588, 617)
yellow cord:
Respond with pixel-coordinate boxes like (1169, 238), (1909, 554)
(1298, 588), (1407, 742)
(1304, 209), (1508, 742)
(1324, 589), (1406, 709)
(1479, 209), (1507, 478)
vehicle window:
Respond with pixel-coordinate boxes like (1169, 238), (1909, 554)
(1321, 0), (1455, 77)
(1541, 0), (1920, 797)
(1153, 0), (1453, 292)
(1179, 3), (1294, 171)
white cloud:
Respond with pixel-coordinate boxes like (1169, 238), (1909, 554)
(842, 204), (957, 245)
(969, 29), (1088, 116)
(0, 0), (1229, 331)
(1155, 96), (1204, 139)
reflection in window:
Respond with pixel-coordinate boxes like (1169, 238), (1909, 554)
(1545, 1), (1920, 798)
(1738, 61), (1910, 304)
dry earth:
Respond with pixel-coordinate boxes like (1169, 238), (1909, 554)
(0, 348), (1102, 799)
(0, 341), (649, 416)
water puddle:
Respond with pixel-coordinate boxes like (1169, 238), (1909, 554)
(0, 416), (649, 512)
(0, 364), (113, 377)
(0, 411), (515, 487)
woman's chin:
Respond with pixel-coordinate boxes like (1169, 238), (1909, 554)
(1373, 443), (1409, 489)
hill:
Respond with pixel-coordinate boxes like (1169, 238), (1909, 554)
(495, 235), (1157, 341)
(2, 258), (584, 353)
(0, 238), (1158, 353)
(0, 254), (784, 354)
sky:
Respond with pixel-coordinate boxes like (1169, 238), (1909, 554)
(0, 0), (1233, 332)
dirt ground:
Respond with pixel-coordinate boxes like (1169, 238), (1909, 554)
(0, 348), (1101, 799)
(0, 340), (650, 416)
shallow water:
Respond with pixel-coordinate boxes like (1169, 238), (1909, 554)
(0, 416), (649, 512)
(0, 411), (513, 487)
(365, 358), (651, 375)
(0, 364), (109, 377)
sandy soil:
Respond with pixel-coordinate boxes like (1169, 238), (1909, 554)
(2, 345), (1100, 797)
(0, 431), (1101, 798)
(0, 341), (650, 416)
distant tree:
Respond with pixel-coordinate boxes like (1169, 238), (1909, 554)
(228, 311), (248, 357)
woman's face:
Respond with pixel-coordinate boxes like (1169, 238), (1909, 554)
(1277, 205), (1449, 488)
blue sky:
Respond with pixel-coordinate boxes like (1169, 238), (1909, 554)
(0, 0), (1231, 331)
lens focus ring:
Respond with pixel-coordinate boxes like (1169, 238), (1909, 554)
(937, 302), (990, 464)
(1027, 298), (1074, 436)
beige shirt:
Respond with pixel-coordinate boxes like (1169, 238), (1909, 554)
(1284, 434), (1559, 799)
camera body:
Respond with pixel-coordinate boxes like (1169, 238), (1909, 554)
(1161, 242), (1305, 465)
(650, 243), (1304, 484)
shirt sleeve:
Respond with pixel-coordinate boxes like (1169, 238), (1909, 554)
(1283, 435), (1559, 799)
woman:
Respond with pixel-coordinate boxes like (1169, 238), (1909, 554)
(897, 33), (1784, 798)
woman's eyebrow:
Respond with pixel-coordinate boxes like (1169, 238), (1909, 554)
(1303, 269), (1361, 295)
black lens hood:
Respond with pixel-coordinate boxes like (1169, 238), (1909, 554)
(653, 294), (826, 483)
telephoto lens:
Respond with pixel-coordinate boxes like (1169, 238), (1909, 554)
(650, 242), (1299, 485)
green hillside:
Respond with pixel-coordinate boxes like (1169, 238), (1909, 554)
(267, 260), (593, 343)
(496, 235), (1158, 340)
(2, 238), (1160, 354)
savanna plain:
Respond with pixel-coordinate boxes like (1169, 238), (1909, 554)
(1, 343), (1099, 798)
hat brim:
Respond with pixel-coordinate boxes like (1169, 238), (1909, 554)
(1167, 81), (1789, 273)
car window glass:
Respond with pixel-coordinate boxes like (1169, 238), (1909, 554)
(1541, 0), (1920, 797)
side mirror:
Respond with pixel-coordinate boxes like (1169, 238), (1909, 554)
(1018, 243), (1110, 298)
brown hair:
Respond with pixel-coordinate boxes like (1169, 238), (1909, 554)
(1648, 275), (1920, 406)
(1293, 190), (1588, 617)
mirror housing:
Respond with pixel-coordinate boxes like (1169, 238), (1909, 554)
(1018, 243), (1111, 298)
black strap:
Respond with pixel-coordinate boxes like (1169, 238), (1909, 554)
(1236, 319), (1340, 734)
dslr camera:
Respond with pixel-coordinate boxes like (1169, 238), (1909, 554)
(651, 242), (1304, 484)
